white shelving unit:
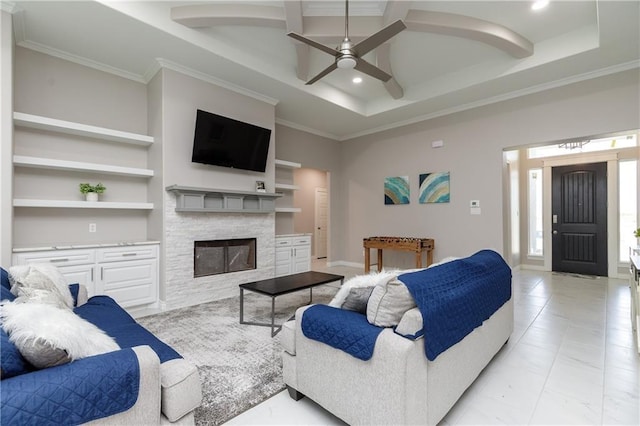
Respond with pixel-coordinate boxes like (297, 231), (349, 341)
(274, 159), (301, 169)
(13, 112), (154, 146)
(13, 155), (154, 178)
(274, 183), (299, 191)
(275, 207), (302, 213)
(12, 112), (155, 212)
(275, 158), (301, 214)
(13, 199), (154, 210)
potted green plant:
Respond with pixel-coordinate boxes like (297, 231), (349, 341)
(79, 183), (106, 202)
(635, 228), (640, 247)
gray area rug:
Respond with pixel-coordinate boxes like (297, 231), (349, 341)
(137, 284), (339, 425)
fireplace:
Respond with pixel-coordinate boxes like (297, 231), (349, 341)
(194, 238), (257, 278)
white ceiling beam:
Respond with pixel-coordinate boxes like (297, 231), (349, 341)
(283, 0), (303, 33)
(404, 10), (534, 59)
(294, 43), (310, 82)
(171, 4), (285, 28)
(383, 0), (411, 26)
(284, 1), (310, 81)
(377, 43), (404, 99)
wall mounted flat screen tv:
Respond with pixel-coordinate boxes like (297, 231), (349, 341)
(191, 109), (271, 172)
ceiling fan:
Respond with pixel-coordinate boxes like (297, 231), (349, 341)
(287, 0), (406, 85)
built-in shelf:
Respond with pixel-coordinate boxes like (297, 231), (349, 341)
(13, 155), (154, 178)
(274, 183), (299, 191)
(275, 207), (302, 213)
(166, 185), (282, 213)
(13, 199), (154, 209)
(13, 112), (154, 146)
(275, 158), (301, 214)
(275, 159), (301, 169)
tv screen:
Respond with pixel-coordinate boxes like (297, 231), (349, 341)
(191, 109), (271, 172)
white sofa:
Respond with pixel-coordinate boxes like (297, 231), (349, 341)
(281, 298), (513, 425)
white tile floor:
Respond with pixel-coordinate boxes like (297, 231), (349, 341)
(226, 265), (640, 425)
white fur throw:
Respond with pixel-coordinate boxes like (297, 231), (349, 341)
(0, 301), (120, 369)
(9, 264), (74, 309)
(329, 270), (400, 308)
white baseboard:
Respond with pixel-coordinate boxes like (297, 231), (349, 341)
(326, 260), (362, 269)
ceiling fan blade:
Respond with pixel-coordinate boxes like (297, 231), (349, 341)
(354, 58), (392, 82)
(306, 62), (338, 85)
(353, 20), (407, 56)
(287, 32), (338, 57)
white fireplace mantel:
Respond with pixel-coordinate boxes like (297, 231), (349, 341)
(166, 185), (282, 213)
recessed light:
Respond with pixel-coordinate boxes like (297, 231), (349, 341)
(352, 77), (363, 84)
(531, 0), (549, 11)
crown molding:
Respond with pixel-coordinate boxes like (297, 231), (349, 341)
(16, 40), (147, 83)
(275, 118), (340, 141)
(152, 58), (279, 106)
(342, 60), (640, 141)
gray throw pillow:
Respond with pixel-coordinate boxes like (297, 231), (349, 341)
(366, 279), (416, 327)
(341, 287), (374, 314)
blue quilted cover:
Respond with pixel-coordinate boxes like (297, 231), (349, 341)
(301, 304), (384, 361)
(399, 249), (512, 361)
(75, 296), (182, 363)
(1, 348), (140, 425)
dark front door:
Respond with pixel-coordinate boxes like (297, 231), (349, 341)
(552, 162), (607, 276)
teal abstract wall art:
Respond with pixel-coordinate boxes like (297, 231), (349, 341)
(419, 172), (450, 203)
(384, 176), (410, 205)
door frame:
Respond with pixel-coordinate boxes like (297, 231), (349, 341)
(314, 187), (328, 259)
(542, 152), (618, 277)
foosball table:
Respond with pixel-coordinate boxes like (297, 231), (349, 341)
(363, 236), (435, 273)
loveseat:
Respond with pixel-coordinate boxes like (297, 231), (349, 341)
(0, 266), (202, 424)
(281, 250), (513, 425)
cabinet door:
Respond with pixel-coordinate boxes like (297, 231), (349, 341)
(293, 245), (311, 273)
(275, 247), (292, 277)
(99, 259), (157, 308)
(58, 265), (96, 297)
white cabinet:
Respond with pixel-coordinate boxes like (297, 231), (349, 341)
(12, 243), (159, 309)
(275, 235), (311, 277)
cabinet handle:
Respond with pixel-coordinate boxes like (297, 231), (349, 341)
(50, 258), (69, 263)
(100, 267), (104, 281)
(91, 268), (94, 282)
(121, 253), (137, 257)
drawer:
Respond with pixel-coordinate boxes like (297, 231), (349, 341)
(292, 236), (311, 246)
(13, 249), (95, 267)
(97, 245), (158, 263)
(275, 237), (292, 247)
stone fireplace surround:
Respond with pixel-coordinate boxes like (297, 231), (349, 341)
(164, 194), (276, 310)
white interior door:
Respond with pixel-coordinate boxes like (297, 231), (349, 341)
(314, 188), (328, 259)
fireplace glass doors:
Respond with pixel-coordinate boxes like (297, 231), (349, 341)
(194, 239), (256, 277)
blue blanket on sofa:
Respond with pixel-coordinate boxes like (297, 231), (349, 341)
(399, 249), (512, 360)
(301, 305), (384, 361)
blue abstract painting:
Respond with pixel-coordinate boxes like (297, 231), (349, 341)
(419, 172), (450, 203)
(384, 176), (410, 205)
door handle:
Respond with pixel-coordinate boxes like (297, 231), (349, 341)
(553, 230), (558, 235)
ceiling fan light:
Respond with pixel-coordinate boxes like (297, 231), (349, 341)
(337, 56), (357, 69)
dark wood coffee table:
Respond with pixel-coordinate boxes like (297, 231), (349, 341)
(239, 271), (344, 336)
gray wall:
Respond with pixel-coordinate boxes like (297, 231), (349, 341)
(12, 47), (150, 248)
(331, 69), (640, 268)
(161, 68), (275, 192)
(0, 10), (13, 265)
(275, 124), (342, 260)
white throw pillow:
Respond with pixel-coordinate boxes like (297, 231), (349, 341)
(9, 264), (74, 309)
(329, 270), (399, 308)
(0, 301), (119, 369)
(366, 278), (416, 327)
